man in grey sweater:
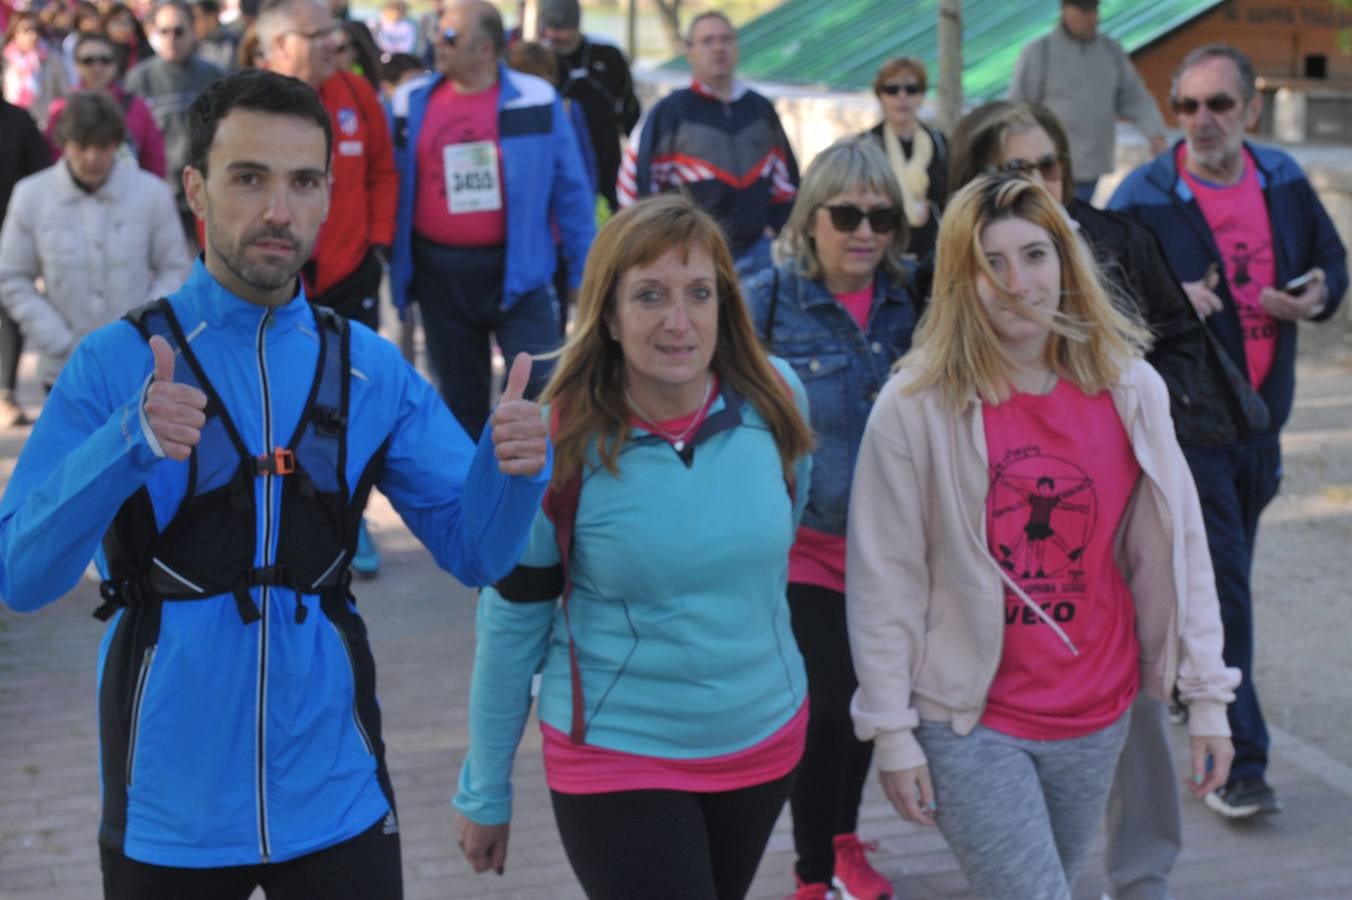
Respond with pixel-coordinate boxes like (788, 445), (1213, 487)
(1008, 0), (1167, 202)
(125, 0), (223, 236)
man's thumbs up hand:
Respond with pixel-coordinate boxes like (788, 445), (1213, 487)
(145, 335), (208, 461)
(489, 352), (547, 477)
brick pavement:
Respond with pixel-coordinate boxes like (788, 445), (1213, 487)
(4, 365), (1352, 900)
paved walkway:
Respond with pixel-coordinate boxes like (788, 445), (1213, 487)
(3, 354), (1352, 899)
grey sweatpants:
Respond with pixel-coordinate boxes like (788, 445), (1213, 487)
(916, 710), (1132, 900)
(1104, 694), (1182, 900)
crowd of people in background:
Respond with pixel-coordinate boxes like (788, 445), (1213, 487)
(0, 0), (1346, 899)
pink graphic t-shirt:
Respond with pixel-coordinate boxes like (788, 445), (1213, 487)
(414, 81), (506, 248)
(980, 380), (1141, 740)
(1178, 145), (1277, 388)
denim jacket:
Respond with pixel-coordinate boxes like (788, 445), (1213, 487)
(744, 261), (920, 535)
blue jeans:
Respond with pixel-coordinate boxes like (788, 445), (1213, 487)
(410, 239), (559, 440)
(1182, 438), (1282, 785)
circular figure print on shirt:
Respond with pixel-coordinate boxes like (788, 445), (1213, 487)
(988, 452), (1098, 582)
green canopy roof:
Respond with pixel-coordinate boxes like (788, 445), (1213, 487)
(665, 0), (1223, 100)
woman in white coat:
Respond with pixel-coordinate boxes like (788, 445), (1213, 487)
(0, 91), (189, 389)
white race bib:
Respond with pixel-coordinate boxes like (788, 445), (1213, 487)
(443, 140), (502, 214)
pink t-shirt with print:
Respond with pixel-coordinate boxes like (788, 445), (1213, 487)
(1179, 145), (1277, 388)
(414, 81), (505, 248)
(980, 380), (1141, 741)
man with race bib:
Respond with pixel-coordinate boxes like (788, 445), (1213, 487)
(389, 0), (595, 439)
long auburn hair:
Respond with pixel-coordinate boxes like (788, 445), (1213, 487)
(903, 175), (1150, 410)
(542, 194), (814, 488)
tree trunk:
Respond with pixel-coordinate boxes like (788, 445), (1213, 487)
(936, 0), (963, 134)
(651, 0), (684, 56)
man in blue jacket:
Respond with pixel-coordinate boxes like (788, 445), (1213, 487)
(389, 0), (595, 440)
(0, 69), (550, 899)
(1110, 44), (1345, 827)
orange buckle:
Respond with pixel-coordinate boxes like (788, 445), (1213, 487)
(257, 447), (296, 476)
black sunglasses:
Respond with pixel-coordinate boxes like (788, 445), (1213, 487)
(157, 25), (186, 36)
(77, 54), (116, 65)
(440, 27), (458, 46)
(822, 204), (901, 234)
(989, 153), (1064, 182)
(879, 82), (923, 96)
(1170, 93), (1238, 116)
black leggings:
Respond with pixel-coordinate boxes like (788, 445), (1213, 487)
(99, 814), (402, 900)
(0, 305), (23, 393)
(787, 581), (874, 884)
(550, 770), (794, 899)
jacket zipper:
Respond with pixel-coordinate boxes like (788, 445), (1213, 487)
(254, 309), (274, 863)
(125, 645), (157, 787)
(328, 620), (376, 756)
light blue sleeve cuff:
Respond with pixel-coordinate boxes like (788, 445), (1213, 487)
(137, 373), (167, 459)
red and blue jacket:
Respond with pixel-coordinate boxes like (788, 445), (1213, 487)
(618, 80), (798, 256)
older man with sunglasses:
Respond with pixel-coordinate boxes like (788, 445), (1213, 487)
(1110, 44), (1347, 825)
(125, 0), (224, 234)
(388, 0), (594, 439)
(1009, 0), (1167, 203)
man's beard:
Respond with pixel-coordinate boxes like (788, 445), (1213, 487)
(207, 218), (312, 293)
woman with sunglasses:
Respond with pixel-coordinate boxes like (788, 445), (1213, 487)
(3, 11), (68, 129)
(334, 19), (382, 94)
(99, 3), (153, 77)
(864, 56), (948, 264)
(454, 194), (814, 899)
(743, 136), (919, 900)
(45, 31), (167, 176)
(847, 175), (1238, 900)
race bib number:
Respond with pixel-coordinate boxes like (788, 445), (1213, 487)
(443, 140), (502, 214)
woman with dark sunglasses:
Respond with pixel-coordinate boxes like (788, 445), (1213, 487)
(99, 3), (153, 76)
(948, 101), (1264, 900)
(863, 56), (948, 264)
(743, 136), (920, 900)
(45, 31), (167, 177)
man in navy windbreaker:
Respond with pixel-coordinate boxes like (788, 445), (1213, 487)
(0, 69), (551, 898)
(1109, 44), (1345, 827)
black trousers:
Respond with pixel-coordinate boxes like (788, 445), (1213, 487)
(309, 248), (384, 332)
(99, 814), (402, 900)
(550, 770), (794, 900)
(787, 581), (874, 885)
(0, 304), (22, 393)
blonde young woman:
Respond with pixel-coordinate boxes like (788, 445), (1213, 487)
(846, 176), (1239, 899)
(455, 194), (814, 899)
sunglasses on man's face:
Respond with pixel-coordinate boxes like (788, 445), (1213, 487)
(77, 54), (116, 65)
(440, 27), (458, 46)
(879, 82), (923, 97)
(157, 25), (187, 36)
(1170, 93), (1238, 116)
(990, 153), (1064, 182)
(822, 204), (901, 234)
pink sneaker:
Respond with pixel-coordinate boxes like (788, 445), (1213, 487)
(786, 876), (832, 900)
(831, 833), (892, 900)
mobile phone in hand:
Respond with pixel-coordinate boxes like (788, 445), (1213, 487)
(1283, 271), (1316, 295)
